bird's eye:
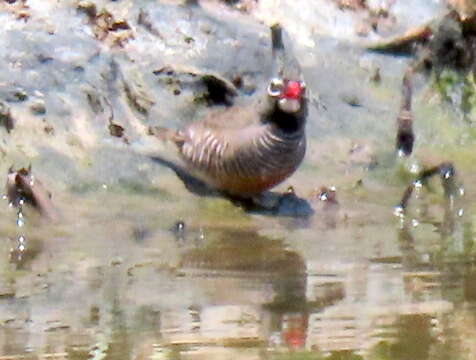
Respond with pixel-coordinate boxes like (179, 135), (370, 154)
(267, 78), (284, 97)
(300, 81), (306, 91)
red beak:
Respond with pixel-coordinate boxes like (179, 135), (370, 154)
(281, 81), (302, 100)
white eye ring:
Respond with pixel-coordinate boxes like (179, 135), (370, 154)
(267, 78), (284, 97)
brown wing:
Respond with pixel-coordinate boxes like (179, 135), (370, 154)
(172, 93), (304, 195)
(177, 102), (264, 170)
(196, 104), (260, 130)
(179, 111), (263, 173)
(178, 110), (305, 195)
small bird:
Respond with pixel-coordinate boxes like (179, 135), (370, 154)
(153, 24), (308, 199)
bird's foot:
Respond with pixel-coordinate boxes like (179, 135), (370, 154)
(250, 192), (282, 210)
(244, 191), (314, 217)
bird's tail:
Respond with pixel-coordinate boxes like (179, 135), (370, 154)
(127, 126), (182, 162)
(148, 126), (185, 146)
(148, 126), (171, 141)
(269, 23), (302, 80)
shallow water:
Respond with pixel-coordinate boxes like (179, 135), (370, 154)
(0, 148), (475, 360)
(1, 0), (476, 359)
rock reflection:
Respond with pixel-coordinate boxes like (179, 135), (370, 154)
(305, 260), (451, 355)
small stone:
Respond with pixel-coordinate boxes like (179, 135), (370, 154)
(0, 102), (14, 132)
(355, 22), (371, 37)
(369, 67), (381, 83)
(44, 124), (55, 135)
(7, 88), (28, 102)
(237, 73), (256, 95)
(171, 220), (186, 242)
(110, 257), (123, 266)
(0, 280), (15, 298)
(200, 23), (212, 34)
(110, 20), (130, 31)
(30, 99), (46, 115)
(109, 123), (125, 137)
(341, 93), (361, 107)
(77, 0), (97, 19)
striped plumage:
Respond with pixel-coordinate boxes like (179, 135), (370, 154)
(155, 24), (308, 197)
(175, 104), (306, 196)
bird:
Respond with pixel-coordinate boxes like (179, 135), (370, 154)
(152, 24), (308, 199)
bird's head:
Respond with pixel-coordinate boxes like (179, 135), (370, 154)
(267, 78), (306, 114)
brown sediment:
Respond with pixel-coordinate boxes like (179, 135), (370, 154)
(6, 167), (59, 221)
(397, 162), (460, 212)
(395, 67), (415, 156)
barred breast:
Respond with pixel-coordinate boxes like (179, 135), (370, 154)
(178, 123), (306, 196)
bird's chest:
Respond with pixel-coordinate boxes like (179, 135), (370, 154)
(180, 125), (305, 195)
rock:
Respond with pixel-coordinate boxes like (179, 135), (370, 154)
(0, 102), (14, 132)
(29, 99), (46, 115)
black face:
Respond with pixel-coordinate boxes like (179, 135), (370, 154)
(265, 78), (308, 133)
(267, 78), (306, 114)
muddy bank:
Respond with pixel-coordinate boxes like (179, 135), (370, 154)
(0, 0), (476, 359)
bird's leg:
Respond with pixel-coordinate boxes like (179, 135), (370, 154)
(251, 191), (283, 210)
(249, 188), (314, 217)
